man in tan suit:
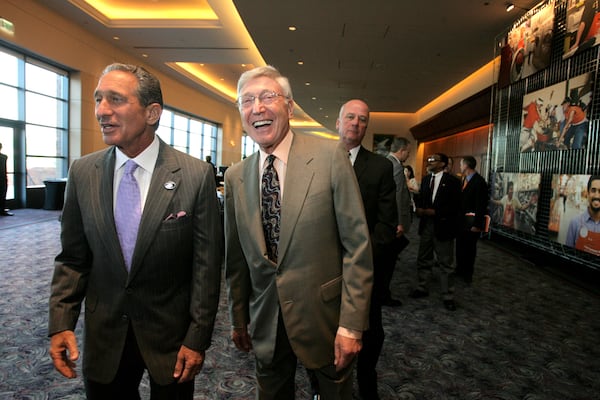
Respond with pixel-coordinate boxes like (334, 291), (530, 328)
(224, 66), (373, 400)
(48, 64), (223, 399)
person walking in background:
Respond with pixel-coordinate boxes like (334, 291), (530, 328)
(338, 99), (398, 400)
(455, 156), (489, 285)
(0, 142), (12, 216)
(385, 136), (414, 307)
(48, 63), (223, 399)
(411, 153), (461, 311)
(224, 66), (373, 400)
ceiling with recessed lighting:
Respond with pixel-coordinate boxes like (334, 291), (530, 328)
(36, 0), (541, 134)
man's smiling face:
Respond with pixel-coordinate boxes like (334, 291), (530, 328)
(238, 76), (293, 154)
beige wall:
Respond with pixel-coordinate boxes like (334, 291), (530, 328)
(1, 0), (243, 167)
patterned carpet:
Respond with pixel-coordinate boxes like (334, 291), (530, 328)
(1, 210), (599, 399)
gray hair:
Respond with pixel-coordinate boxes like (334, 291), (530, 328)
(390, 137), (411, 152)
(236, 65), (293, 99)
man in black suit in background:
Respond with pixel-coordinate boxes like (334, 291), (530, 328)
(456, 156), (489, 284)
(338, 99), (398, 400)
(0, 142), (13, 216)
(411, 153), (461, 311)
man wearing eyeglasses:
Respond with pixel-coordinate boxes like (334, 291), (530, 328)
(224, 66), (373, 400)
(411, 153), (461, 311)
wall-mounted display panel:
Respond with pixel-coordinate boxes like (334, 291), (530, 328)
(549, 174), (600, 256)
(519, 72), (592, 152)
(563, 0), (600, 59)
(498, 0), (555, 87)
(490, 172), (541, 234)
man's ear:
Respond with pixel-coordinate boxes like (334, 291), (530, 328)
(147, 103), (162, 125)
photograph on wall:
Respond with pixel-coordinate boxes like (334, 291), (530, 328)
(519, 72), (592, 152)
(548, 174), (600, 256)
(563, 0), (600, 59)
(498, 0), (555, 87)
(489, 172), (540, 234)
(373, 134), (395, 156)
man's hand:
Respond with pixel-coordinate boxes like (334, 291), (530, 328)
(49, 330), (79, 378)
(333, 333), (361, 372)
(173, 345), (205, 383)
(231, 326), (253, 353)
(396, 224), (405, 238)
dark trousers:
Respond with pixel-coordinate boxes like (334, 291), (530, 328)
(85, 327), (194, 400)
(381, 235), (409, 301)
(356, 292), (384, 397)
(455, 230), (480, 282)
(356, 247), (391, 397)
(0, 178), (7, 211)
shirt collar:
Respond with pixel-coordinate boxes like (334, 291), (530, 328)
(115, 135), (159, 173)
(259, 129), (293, 168)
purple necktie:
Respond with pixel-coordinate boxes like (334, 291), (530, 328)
(262, 155), (281, 263)
(115, 160), (141, 271)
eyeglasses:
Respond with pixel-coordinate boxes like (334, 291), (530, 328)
(237, 91), (287, 108)
(427, 156), (441, 162)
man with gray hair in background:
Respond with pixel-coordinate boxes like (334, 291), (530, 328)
(384, 136), (413, 306)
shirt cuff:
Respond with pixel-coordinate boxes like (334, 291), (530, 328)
(337, 326), (363, 340)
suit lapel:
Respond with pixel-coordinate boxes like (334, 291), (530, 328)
(353, 146), (368, 181)
(277, 135), (314, 265)
(128, 141), (179, 279)
(238, 153), (267, 259)
(93, 148), (125, 268)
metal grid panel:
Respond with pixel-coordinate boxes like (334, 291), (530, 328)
(490, 0), (599, 271)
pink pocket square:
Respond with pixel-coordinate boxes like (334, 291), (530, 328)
(164, 211), (187, 221)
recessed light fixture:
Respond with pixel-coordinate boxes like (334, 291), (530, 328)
(288, 26), (297, 31)
(312, 97), (317, 100)
(113, 36), (120, 40)
(305, 82), (311, 86)
(142, 54), (148, 58)
(297, 60), (304, 65)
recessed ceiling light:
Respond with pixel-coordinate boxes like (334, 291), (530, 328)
(113, 36), (120, 40)
(305, 82), (311, 86)
(297, 60), (304, 65)
(142, 54), (148, 58)
(288, 26), (297, 31)
(312, 97), (317, 100)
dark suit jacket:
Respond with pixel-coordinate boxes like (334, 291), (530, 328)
(460, 172), (489, 231)
(224, 133), (373, 370)
(48, 139), (223, 385)
(417, 172), (462, 241)
(354, 147), (398, 258)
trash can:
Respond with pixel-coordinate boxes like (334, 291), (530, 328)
(43, 179), (67, 210)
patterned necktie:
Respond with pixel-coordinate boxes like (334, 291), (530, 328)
(261, 155), (281, 263)
(115, 160), (141, 271)
(430, 174), (435, 202)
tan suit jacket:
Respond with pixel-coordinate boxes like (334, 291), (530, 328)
(224, 133), (373, 369)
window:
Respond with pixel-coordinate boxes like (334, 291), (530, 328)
(0, 46), (69, 205)
(242, 134), (259, 158)
(157, 107), (218, 163)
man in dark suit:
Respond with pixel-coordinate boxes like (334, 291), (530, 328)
(0, 142), (12, 216)
(339, 99), (398, 400)
(411, 153), (461, 311)
(48, 63), (223, 399)
(456, 156), (489, 284)
(224, 67), (373, 400)
(385, 136), (413, 306)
